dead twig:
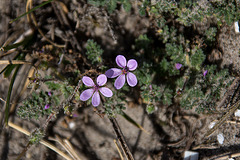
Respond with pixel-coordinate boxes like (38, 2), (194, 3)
(204, 78), (240, 138)
(26, 0), (65, 48)
(204, 99), (240, 138)
(8, 122), (73, 160)
(108, 117), (135, 160)
(51, 1), (82, 51)
(49, 135), (82, 160)
(214, 152), (240, 160)
(216, 77), (240, 109)
(0, 29), (33, 58)
(0, 60), (31, 65)
(114, 139), (124, 160)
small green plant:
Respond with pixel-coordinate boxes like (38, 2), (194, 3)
(17, 77), (75, 120)
(17, 91), (55, 120)
(104, 90), (126, 116)
(85, 39), (103, 65)
(29, 128), (45, 144)
(13, 0), (238, 119)
(88, 0), (131, 12)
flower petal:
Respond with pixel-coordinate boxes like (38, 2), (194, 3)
(203, 70), (208, 77)
(80, 89), (94, 101)
(97, 74), (107, 86)
(82, 76), (95, 87)
(48, 91), (52, 96)
(116, 55), (126, 68)
(99, 87), (113, 97)
(175, 63), (182, 70)
(44, 104), (50, 110)
(127, 59), (138, 71)
(92, 91), (100, 107)
(105, 68), (122, 78)
(127, 72), (137, 87)
(114, 74), (125, 90)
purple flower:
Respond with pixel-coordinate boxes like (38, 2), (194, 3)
(149, 85), (152, 91)
(44, 104), (50, 109)
(175, 63), (182, 70)
(72, 113), (78, 117)
(105, 55), (138, 90)
(48, 91), (52, 96)
(39, 48), (45, 53)
(203, 70), (208, 77)
(80, 74), (113, 107)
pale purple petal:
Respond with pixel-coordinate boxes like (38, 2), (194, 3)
(127, 72), (137, 87)
(105, 68), (122, 78)
(175, 63), (182, 70)
(203, 70), (208, 77)
(127, 59), (138, 71)
(73, 113), (78, 117)
(114, 74), (125, 90)
(82, 76), (95, 87)
(48, 91), (52, 96)
(149, 85), (152, 91)
(80, 88), (94, 101)
(99, 87), (113, 97)
(44, 104), (50, 109)
(92, 91), (100, 107)
(97, 74), (107, 86)
(116, 55), (126, 68)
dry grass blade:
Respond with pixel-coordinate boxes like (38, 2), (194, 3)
(0, 29), (33, 58)
(0, 97), (6, 103)
(26, 0), (65, 48)
(8, 122), (73, 160)
(108, 117), (135, 160)
(0, 60), (31, 65)
(215, 77), (240, 109)
(214, 152), (240, 159)
(63, 139), (81, 160)
(204, 99), (240, 138)
(49, 135), (82, 160)
(114, 139), (124, 160)
(50, 1), (81, 51)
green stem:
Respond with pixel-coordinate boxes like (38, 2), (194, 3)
(4, 65), (21, 126)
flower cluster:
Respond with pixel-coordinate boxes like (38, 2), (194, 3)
(80, 55), (138, 106)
